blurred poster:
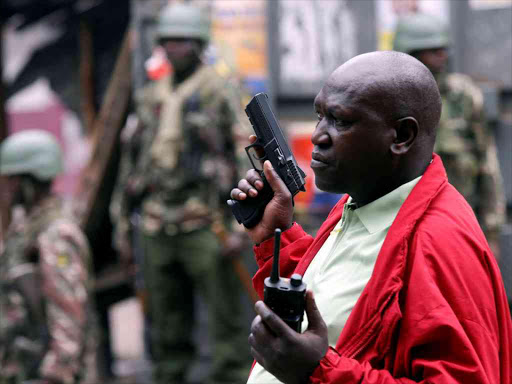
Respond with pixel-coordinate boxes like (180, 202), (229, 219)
(376, 0), (450, 50)
(278, 0), (356, 97)
(469, 0), (512, 9)
(210, 0), (267, 94)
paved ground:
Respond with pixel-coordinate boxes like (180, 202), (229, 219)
(106, 298), (150, 384)
(106, 296), (218, 384)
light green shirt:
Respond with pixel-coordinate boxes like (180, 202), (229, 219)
(248, 176), (421, 384)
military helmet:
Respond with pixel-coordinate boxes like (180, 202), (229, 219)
(0, 129), (64, 181)
(393, 13), (450, 54)
(156, 2), (210, 43)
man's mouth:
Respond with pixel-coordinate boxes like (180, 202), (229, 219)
(310, 152), (329, 169)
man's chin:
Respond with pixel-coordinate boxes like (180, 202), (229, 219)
(314, 179), (343, 195)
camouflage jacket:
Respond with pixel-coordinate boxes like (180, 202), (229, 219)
(112, 63), (249, 241)
(435, 73), (506, 239)
(0, 197), (97, 384)
(110, 114), (154, 250)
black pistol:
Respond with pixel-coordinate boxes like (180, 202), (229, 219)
(227, 93), (306, 228)
(264, 229), (307, 333)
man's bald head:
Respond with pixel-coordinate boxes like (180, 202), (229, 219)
(311, 51), (442, 204)
(327, 51), (441, 149)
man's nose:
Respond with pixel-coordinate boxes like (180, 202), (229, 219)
(311, 120), (330, 147)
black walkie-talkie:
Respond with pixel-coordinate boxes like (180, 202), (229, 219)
(264, 229), (307, 333)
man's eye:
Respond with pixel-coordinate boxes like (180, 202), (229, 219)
(334, 118), (351, 127)
(316, 113), (323, 121)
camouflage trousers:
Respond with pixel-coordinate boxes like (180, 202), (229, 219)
(140, 227), (251, 384)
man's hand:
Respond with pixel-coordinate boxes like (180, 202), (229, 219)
(230, 159), (294, 245)
(249, 291), (328, 384)
(118, 238), (133, 264)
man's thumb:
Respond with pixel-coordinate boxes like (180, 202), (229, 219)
(305, 290), (327, 334)
(263, 160), (290, 198)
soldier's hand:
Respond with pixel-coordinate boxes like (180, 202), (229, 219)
(125, 177), (140, 196)
(230, 160), (293, 245)
(221, 232), (249, 259)
(117, 239), (135, 276)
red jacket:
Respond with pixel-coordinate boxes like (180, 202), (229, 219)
(252, 154), (512, 383)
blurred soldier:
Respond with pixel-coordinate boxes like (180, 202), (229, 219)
(0, 130), (97, 384)
(111, 2), (251, 384)
(394, 13), (506, 256)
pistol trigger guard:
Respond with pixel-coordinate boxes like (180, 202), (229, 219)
(245, 143), (267, 170)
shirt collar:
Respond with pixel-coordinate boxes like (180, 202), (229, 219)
(352, 176), (422, 234)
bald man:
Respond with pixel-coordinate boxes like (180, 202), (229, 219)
(231, 52), (512, 384)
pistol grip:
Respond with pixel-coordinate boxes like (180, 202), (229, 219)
(227, 175), (274, 228)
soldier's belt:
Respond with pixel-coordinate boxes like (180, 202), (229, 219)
(164, 218), (212, 236)
(142, 212), (212, 236)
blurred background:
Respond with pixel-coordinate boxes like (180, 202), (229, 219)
(1, 0), (511, 383)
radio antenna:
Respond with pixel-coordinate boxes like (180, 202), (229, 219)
(270, 228), (281, 283)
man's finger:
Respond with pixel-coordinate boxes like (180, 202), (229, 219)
(262, 161), (291, 199)
(250, 346), (266, 368)
(250, 315), (264, 336)
(237, 179), (259, 197)
(254, 300), (290, 337)
(248, 134), (266, 160)
(246, 169), (265, 190)
(230, 188), (246, 200)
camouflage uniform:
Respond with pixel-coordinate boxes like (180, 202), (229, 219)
(435, 73), (506, 242)
(0, 197), (97, 384)
(110, 115), (155, 255)
(116, 62), (251, 384)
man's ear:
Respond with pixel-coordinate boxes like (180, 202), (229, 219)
(391, 117), (418, 155)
